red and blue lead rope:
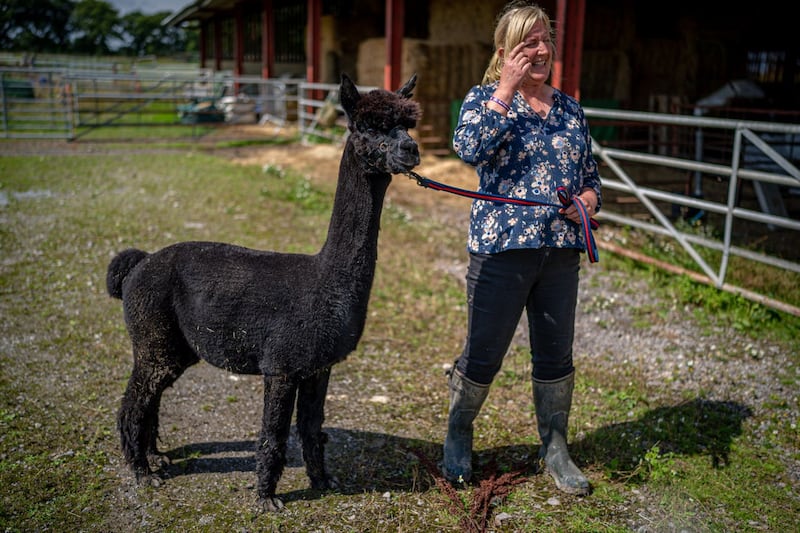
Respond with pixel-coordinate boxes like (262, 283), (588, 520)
(405, 171), (600, 263)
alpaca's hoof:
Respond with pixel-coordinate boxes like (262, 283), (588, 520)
(139, 473), (162, 488)
(147, 452), (171, 471)
(259, 496), (285, 513)
(133, 468), (162, 488)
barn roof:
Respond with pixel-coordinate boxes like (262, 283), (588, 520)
(163, 0), (239, 26)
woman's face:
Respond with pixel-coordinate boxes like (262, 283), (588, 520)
(514, 20), (553, 83)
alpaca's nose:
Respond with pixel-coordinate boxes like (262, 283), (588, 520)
(402, 137), (420, 165)
(395, 129), (419, 156)
(409, 143), (420, 164)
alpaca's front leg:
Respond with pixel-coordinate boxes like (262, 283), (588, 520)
(256, 375), (298, 512)
(297, 367), (338, 490)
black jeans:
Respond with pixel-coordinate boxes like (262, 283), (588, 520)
(455, 247), (580, 384)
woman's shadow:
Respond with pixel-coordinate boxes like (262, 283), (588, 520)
(571, 398), (753, 477)
(160, 397), (752, 503)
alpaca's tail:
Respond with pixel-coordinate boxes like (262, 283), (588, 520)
(106, 248), (148, 299)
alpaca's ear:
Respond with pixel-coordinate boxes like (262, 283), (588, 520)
(340, 73), (360, 119)
(396, 73), (417, 99)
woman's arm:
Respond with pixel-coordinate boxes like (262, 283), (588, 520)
(452, 86), (513, 166)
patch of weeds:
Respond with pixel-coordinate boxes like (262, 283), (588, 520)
(301, 132), (340, 145)
(383, 202), (414, 224)
(261, 163), (287, 178)
(213, 136), (298, 149)
(494, 367), (527, 388)
(259, 165), (331, 213)
(673, 275), (789, 337)
(583, 293), (617, 313)
(604, 389), (641, 413)
(641, 443), (678, 481)
(631, 303), (661, 329)
(177, 450), (204, 472)
(0, 443), (114, 531)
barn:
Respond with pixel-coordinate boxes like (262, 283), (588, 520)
(165, 0), (799, 149)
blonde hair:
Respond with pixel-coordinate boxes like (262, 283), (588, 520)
(482, 1), (555, 85)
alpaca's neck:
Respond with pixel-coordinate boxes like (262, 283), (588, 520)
(319, 140), (391, 272)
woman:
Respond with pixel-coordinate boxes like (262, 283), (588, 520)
(443, 0), (601, 496)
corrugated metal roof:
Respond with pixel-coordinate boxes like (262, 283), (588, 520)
(163, 0), (240, 26)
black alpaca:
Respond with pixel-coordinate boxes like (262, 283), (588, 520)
(106, 73), (421, 512)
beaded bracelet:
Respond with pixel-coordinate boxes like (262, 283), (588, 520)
(488, 95), (511, 113)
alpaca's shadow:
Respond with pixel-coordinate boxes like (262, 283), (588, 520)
(161, 429), (444, 504)
(161, 397), (752, 504)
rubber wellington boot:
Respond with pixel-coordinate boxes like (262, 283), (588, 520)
(533, 371), (590, 495)
(442, 368), (490, 484)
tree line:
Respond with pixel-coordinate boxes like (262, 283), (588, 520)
(0, 0), (197, 58)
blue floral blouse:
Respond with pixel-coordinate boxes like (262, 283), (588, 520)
(452, 83), (602, 255)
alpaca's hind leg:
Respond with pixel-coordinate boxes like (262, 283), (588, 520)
(296, 367), (337, 490)
(118, 340), (197, 484)
(145, 394), (167, 468)
(143, 384), (182, 470)
(118, 362), (162, 483)
(256, 375), (298, 512)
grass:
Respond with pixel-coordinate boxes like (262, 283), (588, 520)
(608, 221), (800, 319)
(1, 140), (798, 532)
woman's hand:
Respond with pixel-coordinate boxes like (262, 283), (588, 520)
(559, 190), (597, 225)
(497, 41), (530, 95)
(487, 41), (530, 113)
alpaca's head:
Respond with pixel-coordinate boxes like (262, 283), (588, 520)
(340, 73), (422, 174)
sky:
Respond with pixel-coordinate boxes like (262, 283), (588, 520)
(107, 0), (189, 16)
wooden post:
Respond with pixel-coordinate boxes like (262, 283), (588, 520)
(552, 0), (566, 91)
(213, 18), (222, 72)
(199, 22), (207, 69)
(564, 0), (585, 99)
(261, 0), (274, 79)
(234, 4), (244, 90)
(384, 0), (404, 90)
(306, 0), (321, 84)
(553, 0), (585, 98)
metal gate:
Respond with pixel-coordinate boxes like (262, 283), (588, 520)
(1, 68), (73, 139)
(0, 67), (295, 140)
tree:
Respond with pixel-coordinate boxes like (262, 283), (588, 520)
(120, 10), (188, 57)
(0, 0), (199, 59)
(69, 0), (119, 55)
(0, 0), (75, 53)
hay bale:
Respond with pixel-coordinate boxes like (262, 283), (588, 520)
(356, 38), (491, 150)
(356, 38), (489, 99)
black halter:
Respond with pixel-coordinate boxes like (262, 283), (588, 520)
(350, 125), (407, 173)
